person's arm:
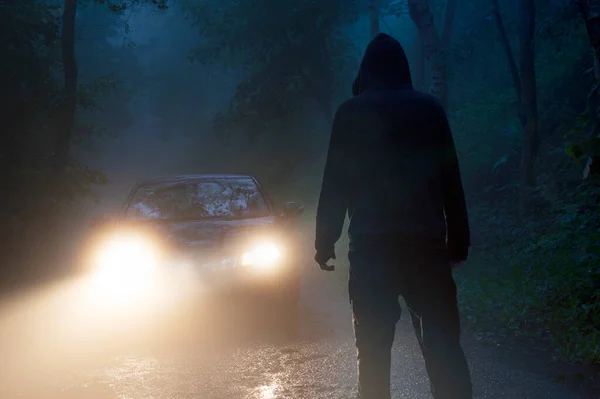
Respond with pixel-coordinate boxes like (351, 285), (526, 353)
(439, 111), (470, 261)
(315, 107), (351, 255)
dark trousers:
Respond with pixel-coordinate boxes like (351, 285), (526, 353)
(348, 238), (473, 399)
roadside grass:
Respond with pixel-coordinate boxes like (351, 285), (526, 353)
(454, 203), (600, 367)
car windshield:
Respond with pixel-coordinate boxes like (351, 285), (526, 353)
(123, 178), (270, 221)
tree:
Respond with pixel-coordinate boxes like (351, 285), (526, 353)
(54, 0), (78, 183)
(407, 0), (447, 108)
(489, 0), (538, 189)
(388, 0), (455, 94)
(440, 0), (457, 48)
(184, 0), (360, 141)
(490, 0), (522, 119)
(577, 0), (600, 82)
(53, 0), (168, 183)
(0, 0), (64, 278)
(413, 33), (426, 89)
(518, 0), (538, 188)
(0, 0), (168, 285)
(574, 0), (600, 178)
(369, 0), (380, 38)
(0, 1), (61, 200)
(75, 3), (147, 142)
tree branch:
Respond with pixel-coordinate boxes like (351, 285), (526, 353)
(440, 0), (456, 48)
(490, 0), (521, 103)
(54, 0), (78, 178)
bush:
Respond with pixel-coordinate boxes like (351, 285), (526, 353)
(456, 182), (600, 365)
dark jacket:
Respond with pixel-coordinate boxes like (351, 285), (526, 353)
(315, 33), (470, 260)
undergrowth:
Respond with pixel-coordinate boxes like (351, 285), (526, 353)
(455, 182), (600, 365)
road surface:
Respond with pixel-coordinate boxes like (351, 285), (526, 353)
(0, 256), (596, 398)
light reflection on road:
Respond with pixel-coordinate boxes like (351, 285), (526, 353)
(0, 258), (354, 399)
(0, 255), (595, 399)
(257, 380), (279, 399)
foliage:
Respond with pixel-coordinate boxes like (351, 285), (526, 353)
(447, 0), (589, 197)
(444, 1), (599, 366)
(0, 1), (87, 284)
(91, 0), (168, 13)
(1, 0), (63, 193)
(456, 182), (600, 365)
(566, 80), (600, 180)
(0, 0), (164, 288)
(183, 0), (362, 141)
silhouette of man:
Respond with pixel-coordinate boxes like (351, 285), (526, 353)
(314, 33), (473, 399)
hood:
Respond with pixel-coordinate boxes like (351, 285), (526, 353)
(150, 216), (277, 250)
(352, 33), (413, 96)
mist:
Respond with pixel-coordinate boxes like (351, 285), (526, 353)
(76, 4), (242, 206)
(1, 1), (599, 398)
(77, 3), (423, 211)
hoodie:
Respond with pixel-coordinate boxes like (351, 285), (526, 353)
(315, 33), (470, 260)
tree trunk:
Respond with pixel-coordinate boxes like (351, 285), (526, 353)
(408, 0), (447, 109)
(577, 1), (600, 179)
(519, 0), (538, 188)
(578, 0), (600, 83)
(413, 33), (426, 90)
(490, 0), (525, 125)
(440, 0), (457, 48)
(369, 0), (380, 38)
(54, 0), (78, 180)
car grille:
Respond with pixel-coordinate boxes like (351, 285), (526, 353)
(184, 249), (239, 272)
(200, 256), (238, 271)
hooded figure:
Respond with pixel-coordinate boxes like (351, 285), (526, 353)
(314, 33), (473, 399)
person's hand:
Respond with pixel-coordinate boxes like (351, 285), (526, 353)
(450, 261), (465, 269)
(315, 248), (336, 271)
(449, 246), (468, 268)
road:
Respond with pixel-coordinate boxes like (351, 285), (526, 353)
(0, 255), (596, 399)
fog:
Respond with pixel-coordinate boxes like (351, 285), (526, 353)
(2, 1), (599, 397)
(76, 5), (240, 207)
(74, 3), (422, 212)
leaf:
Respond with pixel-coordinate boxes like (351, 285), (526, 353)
(566, 142), (584, 163)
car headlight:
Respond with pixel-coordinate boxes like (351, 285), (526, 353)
(92, 234), (159, 291)
(241, 241), (281, 269)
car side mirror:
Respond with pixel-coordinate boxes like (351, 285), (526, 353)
(282, 202), (304, 219)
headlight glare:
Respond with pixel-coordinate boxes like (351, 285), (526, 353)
(92, 234), (159, 293)
(242, 242), (281, 269)
(97, 236), (156, 268)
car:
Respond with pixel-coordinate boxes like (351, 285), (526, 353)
(86, 174), (305, 334)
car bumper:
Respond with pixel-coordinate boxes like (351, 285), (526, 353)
(168, 259), (299, 293)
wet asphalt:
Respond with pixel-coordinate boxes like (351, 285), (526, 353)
(0, 253), (597, 398)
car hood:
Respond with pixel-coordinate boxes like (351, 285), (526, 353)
(150, 216), (277, 251)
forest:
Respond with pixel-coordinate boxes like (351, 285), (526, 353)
(1, 0), (599, 374)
